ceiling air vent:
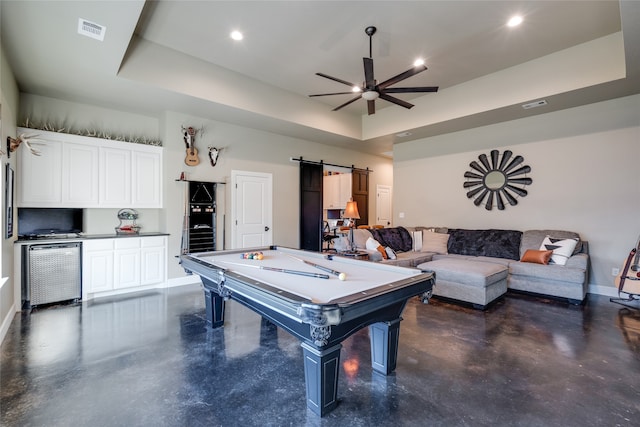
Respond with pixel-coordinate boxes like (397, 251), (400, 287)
(78, 18), (106, 41)
(522, 100), (547, 110)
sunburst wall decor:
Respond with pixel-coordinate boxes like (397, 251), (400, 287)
(463, 149), (532, 211)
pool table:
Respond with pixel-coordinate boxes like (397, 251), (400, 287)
(180, 246), (434, 416)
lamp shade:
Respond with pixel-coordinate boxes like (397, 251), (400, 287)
(344, 200), (360, 219)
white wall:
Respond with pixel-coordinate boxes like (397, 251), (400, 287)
(0, 42), (20, 342)
(393, 94), (640, 292)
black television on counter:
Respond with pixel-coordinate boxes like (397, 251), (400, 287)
(18, 208), (84, 236)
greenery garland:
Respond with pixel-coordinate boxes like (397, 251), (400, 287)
(19, 117), (163, 146)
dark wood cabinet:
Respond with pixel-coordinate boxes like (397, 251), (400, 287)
(352, 170), (369, 227)
(187, 181), (217, 252)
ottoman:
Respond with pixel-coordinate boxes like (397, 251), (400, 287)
(417, 259), (508, 309)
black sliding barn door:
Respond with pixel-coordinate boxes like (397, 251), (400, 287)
(299, 162), (323, 251)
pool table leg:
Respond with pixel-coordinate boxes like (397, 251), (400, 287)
(203, 287), (225, 328)
(301, 342), (342, 416)
(369, 318), (402, 375)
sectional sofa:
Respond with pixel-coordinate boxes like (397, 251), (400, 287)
(349, 226), (589, 308)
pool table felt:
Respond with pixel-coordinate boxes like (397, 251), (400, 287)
(197, 249), (424, 304)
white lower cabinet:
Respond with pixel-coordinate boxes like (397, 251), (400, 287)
(141, 237), (167, 285)
(83, 236), (167, 299)
(114, 239), (141, 290)
(83, 240), (115, 293)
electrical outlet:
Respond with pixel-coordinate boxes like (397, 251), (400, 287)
(612, 267), (620, 276)
(399, 212), (405, 219)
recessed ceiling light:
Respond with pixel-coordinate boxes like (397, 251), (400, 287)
(507, 15), (523, 27)
(230, 30), (243, 41)
(396, 131), (412, 138)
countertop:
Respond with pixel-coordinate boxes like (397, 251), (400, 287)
(15, 232), (170, 244)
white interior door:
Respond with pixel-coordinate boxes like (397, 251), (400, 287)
(232, 170), (273, 249)
(376, 185), (392, 227)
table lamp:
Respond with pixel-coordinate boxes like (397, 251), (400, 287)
(343, 199), (360, 252)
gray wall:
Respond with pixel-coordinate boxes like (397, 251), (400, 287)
(0, 42), (20, 339)
(159, 111), (393, 279)
(16, 96), (394, 281)
(393, 94), (640, 293)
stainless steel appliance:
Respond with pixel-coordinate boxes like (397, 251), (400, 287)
(23, 242), (82, 306)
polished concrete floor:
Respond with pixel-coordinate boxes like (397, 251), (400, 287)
(1, 284), (639, 427)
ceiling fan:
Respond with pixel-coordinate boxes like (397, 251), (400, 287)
(309, 26), (439, 115)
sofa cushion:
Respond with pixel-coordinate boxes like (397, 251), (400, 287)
(370, 227), (413, 252)
(509, 261), (586, 284)
(418, 258), (508, 287)
(422, 231), (449, 254)
(521, 249), (553, 265)
(539, 236), (579, 266)
(352, 228), (373, 250)
(415, 226), (449, 234)
(381, 251), (434, 268)
(412, 230), (423, 251)
(447, 229), (522, 260)
(385, 247), (397, 260)
(521, 229), (582, 258)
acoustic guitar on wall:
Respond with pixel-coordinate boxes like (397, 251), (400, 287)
(183, 126), (200, 166)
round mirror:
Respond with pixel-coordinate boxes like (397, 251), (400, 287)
(484, 171), (506, 190)
(463, 150), (533, 210)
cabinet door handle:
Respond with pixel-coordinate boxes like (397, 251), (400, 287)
(265, 226), (270, 232)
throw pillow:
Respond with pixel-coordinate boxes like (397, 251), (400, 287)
(422, 231), (449, 254)
(539, 236), (578, 266)
(412, 231), (423, 252)
(385, 247), (397, 260)
(521, 249), (553, 265)
(366, 237), (388, 259)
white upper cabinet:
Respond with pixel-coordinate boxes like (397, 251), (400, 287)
(62, 142), (100, 206)
(99, 147), (132, 207)
(18, 128), (163, 208)
(18, 137), (63, 206)
(132, 150), (162, 208)
(323, 173), (352, 210)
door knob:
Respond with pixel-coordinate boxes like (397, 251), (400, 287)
(265, 226), (270, 232)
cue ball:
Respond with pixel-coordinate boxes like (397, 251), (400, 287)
(338, 272), (347, 281)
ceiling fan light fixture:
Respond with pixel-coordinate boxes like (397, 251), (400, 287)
(310, 26), (439, 114)
(507, 15), (523, 27)
(361, 91), (379, 101)
(413, 59), (425, 67)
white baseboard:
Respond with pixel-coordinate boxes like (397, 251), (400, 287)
(0, 302), (16, 345)
(588, 284), (619, 297)
(167, 275), (202, 288)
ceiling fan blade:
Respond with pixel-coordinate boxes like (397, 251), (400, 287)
(378, 64), (428, 90)
(316, 73), (357, 88)
(383, 86), (439, 93)
(332, 95), (362, 111)
(309, 92), (357, 97)
(378, 93), (414, 109)
(367, 100), (375, 115)
(363, 57), (375, 89)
